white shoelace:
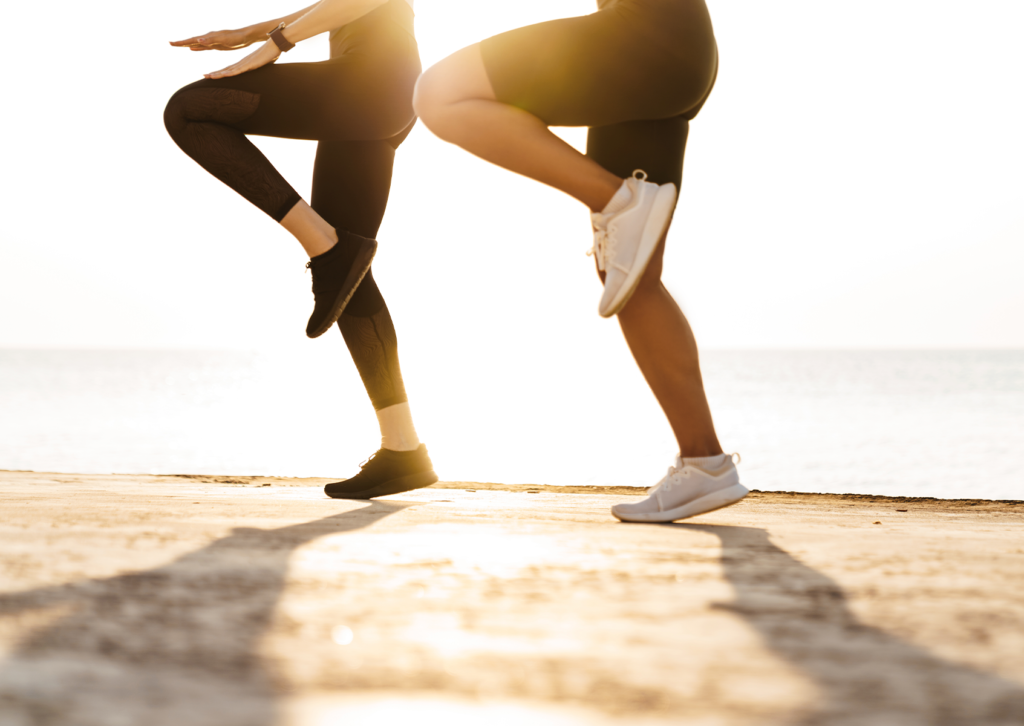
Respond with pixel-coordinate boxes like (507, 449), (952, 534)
(587, 169), (651, 274)
(648, 452), (742, 495)
(648, 463), (691, 495)
(587, 225), (612, 272)
(588, 223), (631, 274)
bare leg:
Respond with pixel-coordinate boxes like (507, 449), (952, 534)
(612, 235), (723, 457)
(414, 45), (623, 212)
(417, 43), (721, 456)
(280, 200), (339, 258)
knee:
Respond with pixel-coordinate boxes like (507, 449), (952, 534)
(412, 66), (449, 136)
(163, 84), (201, 139)
(163, 88), (187, 138)
(414, 45), (492, 141)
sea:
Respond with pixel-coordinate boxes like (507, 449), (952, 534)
(1, 350), (1021, 501)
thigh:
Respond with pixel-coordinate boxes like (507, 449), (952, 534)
(311, 139), (397, 239)
(310, 117), (416, 239)
(480, 0), (717, 128)
(586, 116), (690, 189)
(181, 54), (418, 143)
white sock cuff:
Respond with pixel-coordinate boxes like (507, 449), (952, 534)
(682, 453), (730, 471)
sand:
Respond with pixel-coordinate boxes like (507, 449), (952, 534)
(1, 470), (1023, 725)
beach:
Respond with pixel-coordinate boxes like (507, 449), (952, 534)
(2, 471), (1023, 725)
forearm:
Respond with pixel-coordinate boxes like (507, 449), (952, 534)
(243, 4), (318, 41)
(279, 0), (388, 44)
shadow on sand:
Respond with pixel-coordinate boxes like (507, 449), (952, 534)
(3, 507), (1023, 725)
(683, 523), (1024, 726)
(0, 501), (410, 726)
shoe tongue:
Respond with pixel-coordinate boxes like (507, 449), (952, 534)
(674, 454), (685, 469)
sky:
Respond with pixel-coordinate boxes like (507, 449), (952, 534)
(2, 0), (1022, 354)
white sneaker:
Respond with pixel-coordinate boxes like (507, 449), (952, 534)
(589, 170), (677, 318)
(611, 454), (748, 523)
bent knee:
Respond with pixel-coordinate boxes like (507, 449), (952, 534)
(413, 45), (494, 138)
(163, 82), (259, 139)
(412, 66), (450, 133)
(163, 88), (189, 137)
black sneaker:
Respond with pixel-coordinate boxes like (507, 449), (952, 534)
(305, 229), (377, 339)
(324, 445), (439, 500)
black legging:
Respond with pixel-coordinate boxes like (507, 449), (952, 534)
(164, 0), (420, 411)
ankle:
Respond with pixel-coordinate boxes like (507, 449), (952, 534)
(306, 230), (339, 259)
(588, 176), (627, 213)
(377, 402), (421, 452)
(682, 452), (732, 475)
(280, 200), (339, 258)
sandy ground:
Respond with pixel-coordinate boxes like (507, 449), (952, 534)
(1, 471), (1023, 726)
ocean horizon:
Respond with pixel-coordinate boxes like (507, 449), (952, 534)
(2, 348), (1021, 501)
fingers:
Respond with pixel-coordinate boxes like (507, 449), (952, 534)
(170, 37), (214, 51)
(204, 59), (248, 79)
(204, 44), (276, 79)
(203, 63), (236, 79)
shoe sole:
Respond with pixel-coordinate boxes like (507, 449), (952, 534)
(324, 469), (439, 500)
(306, 239), (378, 339)
(611, 482), (749, 523)
(599, 183), (678, 318)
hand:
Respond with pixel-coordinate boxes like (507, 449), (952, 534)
(203, 41), (281, 80)
(169, 28), (257, 51)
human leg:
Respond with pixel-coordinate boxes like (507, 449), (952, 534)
(588, 114), (744, 521)
(309, 136), (421, 447)
(163, 82), (335, 257)
(415, 0), (716, 211)
(414, 45), (621, 212)
(610, 253), (747, 522)
(587, 116), (722, 458)
(163, 75), (378, 337)
(416, 2), (716, 314)
(414, 44), (675, 315)
(310, 135), (437, 498)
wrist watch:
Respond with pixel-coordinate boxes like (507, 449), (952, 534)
(268, 22), (296, 52)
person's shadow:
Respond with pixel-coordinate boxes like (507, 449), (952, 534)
(683, 524), (1024, 725)
(0, 501), (410, 726)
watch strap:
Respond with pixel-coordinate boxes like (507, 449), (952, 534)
(268, 23), (295, 52)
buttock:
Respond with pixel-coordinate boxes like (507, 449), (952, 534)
(480, 0), (717, 128)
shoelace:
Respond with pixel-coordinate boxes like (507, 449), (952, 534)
(586, 168), (651, 273)
(648, 452), (742, 494)
(648, 462), (690, 494)
(358, 450), (380, 470)
(588, 220), (632, 273)
(587, 225), (611, 272)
